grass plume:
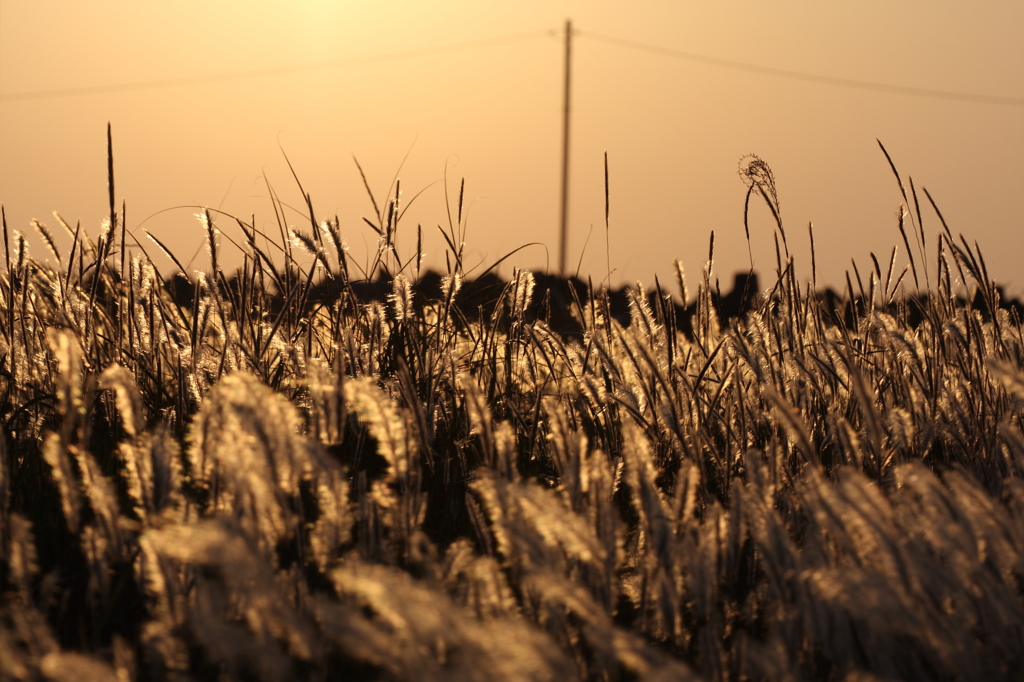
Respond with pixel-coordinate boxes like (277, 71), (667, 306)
(0, 140), (1023, 681)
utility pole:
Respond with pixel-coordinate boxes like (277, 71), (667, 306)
(558, 19), (572, 276)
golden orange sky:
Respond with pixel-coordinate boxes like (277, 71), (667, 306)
(1, 0), (1021, 296)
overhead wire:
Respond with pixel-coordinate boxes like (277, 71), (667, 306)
(0, 30), (554, 103)
(580, 30), (1024, 107)
(0, 24), (1020, 108)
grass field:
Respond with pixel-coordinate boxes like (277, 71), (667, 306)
(1, 134), (1023, 681)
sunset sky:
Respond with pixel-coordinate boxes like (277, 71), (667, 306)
(1, 1), (1021, 297)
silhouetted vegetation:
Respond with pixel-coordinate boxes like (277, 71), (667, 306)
(2, 138), (1023, 681)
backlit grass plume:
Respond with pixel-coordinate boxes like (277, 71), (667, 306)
(1, 138), (1023, 681)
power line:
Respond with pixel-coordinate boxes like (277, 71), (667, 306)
(0, 30), (553, 103)
(582, 31), (1024, 107)
(3, 25), (1018, 108)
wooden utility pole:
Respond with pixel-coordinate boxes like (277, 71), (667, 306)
(558, 19), (572, 276)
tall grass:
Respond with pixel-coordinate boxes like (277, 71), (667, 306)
(1, 134), (1023, 681)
